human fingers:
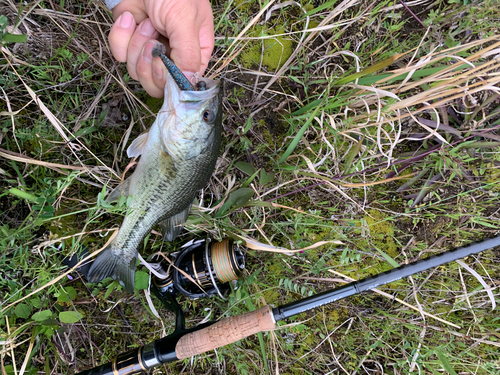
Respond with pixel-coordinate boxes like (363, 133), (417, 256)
(109, 12), (136, 62)
(198, 11), (215, 75)
(165, 5), (203, 80)
(126, 18), (160, 82)
(111, 0), (147, 23)
(134, 41), (166, 98)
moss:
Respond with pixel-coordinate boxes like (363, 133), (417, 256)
(233, 0), (252, 12)
(261, 289), (280, 303)
(227, 85), (245, 104)
(268, 262), (284, 275)
(364, 209), (398, 258)
(484, 162), (500, 192)
(294, 306), (349, 347)
(256, 117), (287, 148)
(142, 95), (163, 113)
(240, 26), (294, 70)
(308, 20), (320, 30)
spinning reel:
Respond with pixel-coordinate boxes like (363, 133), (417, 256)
(149, 238), (246, 344)
(153, 237), (245, 300)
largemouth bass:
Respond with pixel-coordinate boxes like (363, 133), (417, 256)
(87, 56), (222, 293)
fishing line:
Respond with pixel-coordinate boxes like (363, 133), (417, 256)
(211, 238), (244, 283)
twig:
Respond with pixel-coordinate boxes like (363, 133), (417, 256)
(398, 0), (425, 28)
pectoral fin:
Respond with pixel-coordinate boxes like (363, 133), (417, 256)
(127, 132), (149, 158)
(160, 206), (191, 241)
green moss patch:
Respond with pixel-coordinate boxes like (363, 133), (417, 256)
(364, 209), (398, 258)
(240, 26), (294, 70)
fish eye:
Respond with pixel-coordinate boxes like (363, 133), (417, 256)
(203, 110), (215, 122)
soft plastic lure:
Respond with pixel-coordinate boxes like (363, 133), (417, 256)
(152, 43), (195, 91)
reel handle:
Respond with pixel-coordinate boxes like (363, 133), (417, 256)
(175, 305), (276, 359)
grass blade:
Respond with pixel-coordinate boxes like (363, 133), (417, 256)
(336, 52), (407, 85)
(278, 99), (323, 164)
(436, 350), (458, 375)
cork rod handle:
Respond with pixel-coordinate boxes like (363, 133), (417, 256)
(175, 305), (276, 359)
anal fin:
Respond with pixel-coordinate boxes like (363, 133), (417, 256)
(107, 178), (132, 202)
(160, 206), (191, 241)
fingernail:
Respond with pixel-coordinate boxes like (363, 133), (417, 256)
(119, 12), (134, 28)
(139, 19), (156, 37)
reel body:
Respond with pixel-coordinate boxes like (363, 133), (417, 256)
(154, 238), (245, 299)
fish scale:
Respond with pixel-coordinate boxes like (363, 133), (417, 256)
(111, 155), (216, 254)
(87, 64), (222, 293)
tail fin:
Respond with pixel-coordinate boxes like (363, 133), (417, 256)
(87, 246), (136, 293)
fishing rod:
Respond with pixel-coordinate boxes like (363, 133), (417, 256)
(76, 235), (500, 375)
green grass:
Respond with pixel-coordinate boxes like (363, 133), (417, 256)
(1, 0), (500, 374)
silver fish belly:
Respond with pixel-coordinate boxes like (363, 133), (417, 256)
(87, 72), (222, 293)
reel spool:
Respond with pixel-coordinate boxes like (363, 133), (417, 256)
(154, 238), (245, 299)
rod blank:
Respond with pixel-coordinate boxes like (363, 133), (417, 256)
(272, 235), (500, 321)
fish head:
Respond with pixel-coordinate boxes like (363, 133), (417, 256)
(158, 76), (222, 161)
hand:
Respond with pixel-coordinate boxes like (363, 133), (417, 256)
(108, 0), (214, 97)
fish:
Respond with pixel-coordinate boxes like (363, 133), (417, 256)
(87, 53), (222, 293)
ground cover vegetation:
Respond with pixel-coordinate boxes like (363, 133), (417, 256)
(1, 0), (500, 373)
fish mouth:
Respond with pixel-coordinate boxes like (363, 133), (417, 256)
(179, 78), (220, 102)
(152, 43), (217, 93)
